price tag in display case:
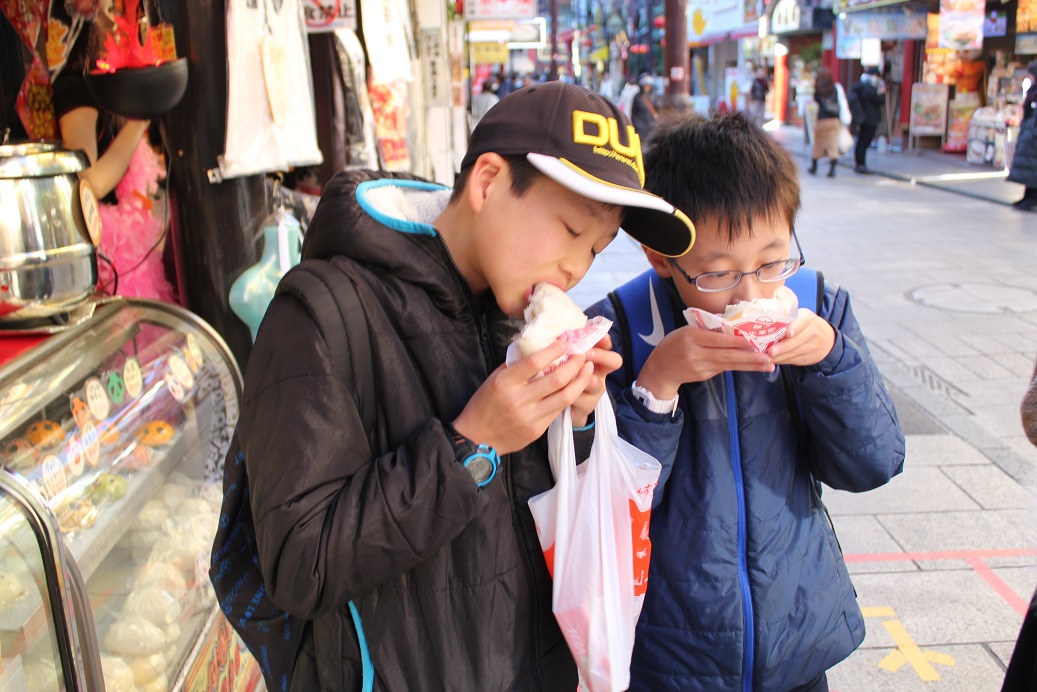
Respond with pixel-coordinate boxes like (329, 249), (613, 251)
(66, 435), (85, 477)
(81, 422), (100, 467)
(164, 372), (185, 402)
(123, 357), (143, 399)
(40, 454), (67, 499)
(168, 353), (195, 390)
(84, 378), (110, 421)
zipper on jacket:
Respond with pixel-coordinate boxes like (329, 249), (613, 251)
(434, 232), (547, 687)
(724, 371), (755, 692)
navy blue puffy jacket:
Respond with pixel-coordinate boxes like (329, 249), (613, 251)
(588, 277), (905, 692)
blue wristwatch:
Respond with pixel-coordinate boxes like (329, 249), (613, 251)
(462, 445), (500, 487)
(446, 423), (500, 487)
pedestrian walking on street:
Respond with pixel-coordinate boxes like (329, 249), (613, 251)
(631, 73), (659, 140)
(851, 67), (886, 174)
(809, 67), (852, 177)
(1007, 60), (1037, 212)
(748, 67), (769, 127)
(587, 111), (906, 692)
(210, 82), (695, 691)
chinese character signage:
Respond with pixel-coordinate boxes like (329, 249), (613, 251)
(303, 0), (357, 31)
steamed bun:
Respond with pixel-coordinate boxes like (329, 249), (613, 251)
(515, 284), (588, 356)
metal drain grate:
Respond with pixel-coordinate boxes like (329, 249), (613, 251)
(910, 365), (967, 399)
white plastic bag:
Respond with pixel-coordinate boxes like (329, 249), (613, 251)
(528, 396), (662, 692)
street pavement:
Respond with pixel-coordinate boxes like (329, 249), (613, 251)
(568, 127), (1037, 691)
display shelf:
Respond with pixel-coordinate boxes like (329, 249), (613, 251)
(0, 298), (251, 689)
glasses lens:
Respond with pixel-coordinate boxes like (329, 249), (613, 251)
(757, 259), (801, 283)
(695, 271), (741, 292)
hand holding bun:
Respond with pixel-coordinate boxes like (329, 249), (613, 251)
(515, 284), (589, 357)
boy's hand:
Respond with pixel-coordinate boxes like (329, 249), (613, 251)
(636, 327), (774, 399)
(570, 335), (623, 428)
(766, 310), (836, 367)
(453, 341), (592, 455)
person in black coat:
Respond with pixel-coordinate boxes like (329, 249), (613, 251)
(1008, 61), (1037, 212)
(850, 67), (886, 174)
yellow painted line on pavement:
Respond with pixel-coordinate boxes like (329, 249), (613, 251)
(861, 606), (956, 681)
(861, 606), (896, 618)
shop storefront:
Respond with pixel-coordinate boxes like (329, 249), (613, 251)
(836, 0), (1036, 163)
(764, 0), (835, 125)
(0, 0), (469, 687)
(686, 0), (761, 111)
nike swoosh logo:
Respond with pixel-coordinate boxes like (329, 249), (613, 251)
(639, 280), (665, 346)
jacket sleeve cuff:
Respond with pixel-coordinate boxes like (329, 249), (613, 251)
(805, 329), (845, 376)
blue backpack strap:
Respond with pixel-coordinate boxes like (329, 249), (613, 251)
(784, 266), (823, 313)
(608, 270), (677, 385)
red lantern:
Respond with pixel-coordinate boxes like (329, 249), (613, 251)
(652, 15), (665, 29)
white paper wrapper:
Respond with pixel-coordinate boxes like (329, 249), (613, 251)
(506, 316), (613, 371)
(683, 297), (798, 354)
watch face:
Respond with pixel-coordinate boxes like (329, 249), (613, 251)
(464, 454), (495, 484)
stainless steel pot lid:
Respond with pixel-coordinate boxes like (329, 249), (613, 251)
(0, 142), (89, 179)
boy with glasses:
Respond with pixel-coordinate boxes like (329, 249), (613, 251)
(587, 111), (905, 692)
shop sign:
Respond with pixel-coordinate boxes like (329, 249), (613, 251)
(303, 0), (357, 31)
(472, 41), (510, 63)
(938, 0), (983, 50)
(837, 7), (927, 40)
(835, 34), (859, 58)
(769, 0), (802, 34)
(1018, 33), (1037, 54)
(420, 29), (449, 107)
(1019, 0), (1037, 34)
(465, 0), (536, 20)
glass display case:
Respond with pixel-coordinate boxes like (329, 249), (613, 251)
(0, 298), (259, 691)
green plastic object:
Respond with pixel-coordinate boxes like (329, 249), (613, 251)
(229, 209), (303, 343)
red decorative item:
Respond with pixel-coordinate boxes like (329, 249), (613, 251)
(84, 0), (188, 119)
(651, 15), (665, 28)
(0, 0), (46, 47)
(93, 0), (157, 72)
(15, 54), (58, 140)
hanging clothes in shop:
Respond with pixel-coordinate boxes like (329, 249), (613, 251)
(333, 29), (378, 170)
(359, 0), (416, 171)
(221, 0), (322, 179)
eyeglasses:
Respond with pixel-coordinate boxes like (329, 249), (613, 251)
(669, 229), (805, 293)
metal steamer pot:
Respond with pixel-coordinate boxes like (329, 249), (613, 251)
(0, 142), (98, 321)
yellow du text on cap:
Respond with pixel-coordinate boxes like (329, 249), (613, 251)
(571, 110), (646, 185)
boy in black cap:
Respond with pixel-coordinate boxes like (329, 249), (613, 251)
(216, 81), (695, 691)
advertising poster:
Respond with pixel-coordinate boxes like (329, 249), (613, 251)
(938, 0), (984, 50)
(1018, 0), (1036, 34)
(910, 83), (950, 136)
(944, 94), (980, 151)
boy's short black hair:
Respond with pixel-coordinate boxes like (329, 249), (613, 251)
(643, 112), (800, 244)
(449, 155), (542, 202)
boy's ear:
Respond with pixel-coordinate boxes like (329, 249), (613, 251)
(466, 152), (508, 213)
(643, 246), (675, 278)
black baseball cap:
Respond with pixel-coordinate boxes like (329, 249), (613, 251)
(460, 82), (695, 257)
